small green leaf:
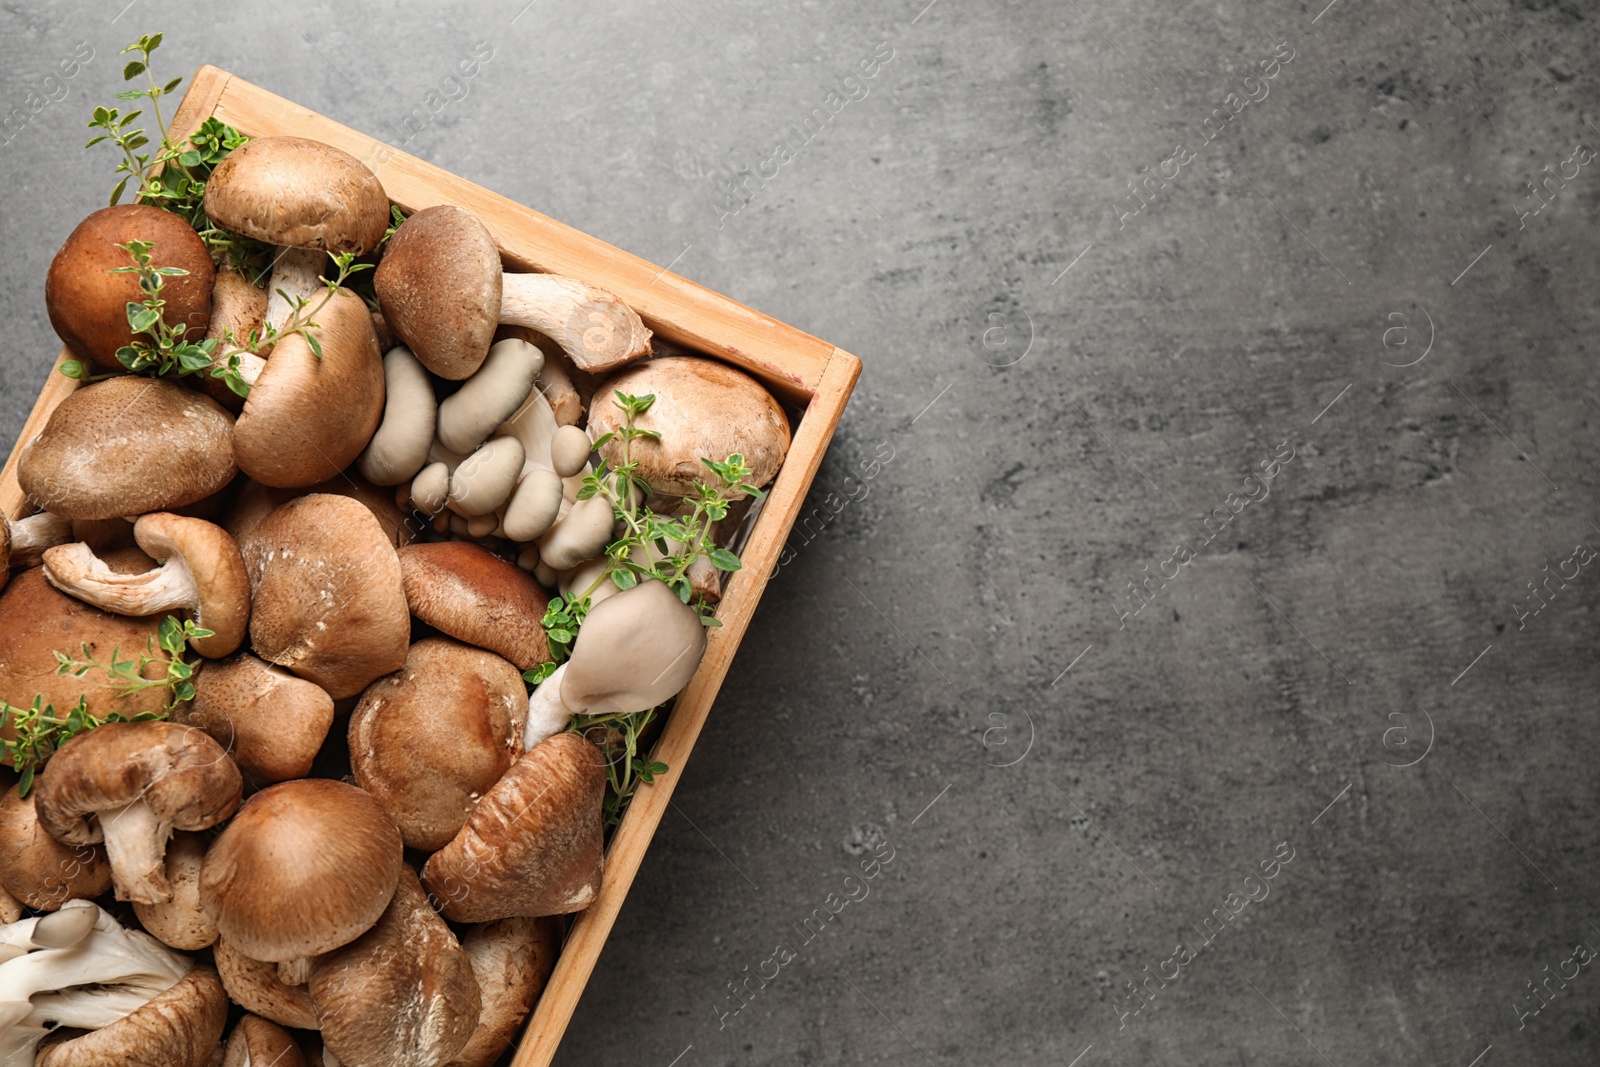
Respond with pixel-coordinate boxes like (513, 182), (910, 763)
(17, 766), (34, 798)
(611, 568), (638, 591)
(58, 361), (88, 380)
(162, 76), (183, 94)
(109, 176), (129, 206)
(708, 548), (742, 572)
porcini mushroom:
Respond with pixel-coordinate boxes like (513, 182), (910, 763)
(241, 494), (410, 698)
(560, 578), (707, 716)
(182, 654), (334, 783)
(130, 831), (216, 952)
(397, 542), (551, 670)
(445, 917), (560, 1067)
(308, 868), (480, 1067)
(212, 937), (318, 1031)
(374, 205), (651, 379)
(17, 376), (237, 521)
(349, 638), (527, 852)
(32, 721), (242, 905)
(225, 1015), (309, 1067)
(45, 204), (214, 371)
(0, 789), (113, 913)
(357, 345), (437, 486)
(588, 356), (790, 496)
(201, 779), (403, 979)
(41, 513), (250, 658)
(422, 732), (606, 922)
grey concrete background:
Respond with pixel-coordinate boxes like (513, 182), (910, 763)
(2, 0), (1597, 1064)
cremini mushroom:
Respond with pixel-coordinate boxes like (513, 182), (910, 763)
(437, 337), (543, 454)
(422, 731), (606, 922)
(233, 287), (386, 488)
(374, 205), (651, 379)
(0, 788), (113, 912)
(32, 721), (242, 905)
(182, 654), (334, 783)
(41, 513), (250, 658)
(17, 376), (237, 521)
(45, 204), (214, 371)
(358, 345), (437, 486)
(349, 638), (527, 852)
(398, 542), (551, 670)
(307, 868), (480, 1067)
(560, 578), (707, 716)
(131, 831), (216, 951)
(201, 778), (403, 982)
(224, 1014), (309, 1067)
(241, 494), (410, 699)
(447, 436), (524, 517)
(212, 937), (318, 1031)
(588, 356), (790, 496)
(445, 917), (560, 1067)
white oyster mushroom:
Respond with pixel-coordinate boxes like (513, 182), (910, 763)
(357, 346), (438, 486)
(559, 579), (708, 716)
(497, 388), (568, 542)
(447, 436), (525, 517)
(437, 337), (543, 455)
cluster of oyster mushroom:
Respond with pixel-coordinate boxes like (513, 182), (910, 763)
(0, 134), (791, 1066)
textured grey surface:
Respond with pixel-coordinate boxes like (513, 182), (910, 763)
(3, 1), (1599, 1064)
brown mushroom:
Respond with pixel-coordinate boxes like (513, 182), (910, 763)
(45, 203), (214, 371)
(34, 965), (229, 1067)
(17, 376), (237, 521)
(0, 787), (113, 911)
(0, 885), (19, 925)
(224, 1014), (309, 1067)
(32, 721), (242, 905)
(349, 638), (527, 852)
(307, 868), (480, 1067)
(241, 494), (410, 699)
(374, 205), (650, 380)
(422, 731), (606, 922)
(397, 542), (552, 670)
(131, 831), (217, 951)
(198, 266), (269, 412)
(40, 513), (250, 658)
(224, 472), (418, 553)
(445, 917), (561, 1067)
(6, 510), (72, 568)
(212, 937), (319, 1031)
(182, 654), (334, 783)
(201, 779), (403, 975)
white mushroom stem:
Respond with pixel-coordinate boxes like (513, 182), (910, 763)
(8, 511), (72, 567)
(525, 664), (574, 750)
(0, 904), (98, 955)
(97, 802), (174, 905)
(499, 273), (652, 372)
(277, 958), (311, 987)
(264, 247), (330, 334)
(41, 542), (196, 617)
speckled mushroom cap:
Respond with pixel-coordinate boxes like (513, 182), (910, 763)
(34, 965), (229, 1067)
(212, 937), (319, 1030)
(349, 638), (528, 852)
(373, 205), (502, 380)
(46, 204), (215, 370)
(203, 136), (390, 254)
(397, 542), (552, 670)
(241, 494), (410, 699)
(449, 917), (561, 1067)
(223, 1015), (308, 1067)
(587, 357), (790, 496)
(421, 731), (606, 923)
(200, 778), (404, 963)
(0, 787), (113, 910)
(17, 376), (237, 521)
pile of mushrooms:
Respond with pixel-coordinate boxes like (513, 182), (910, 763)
(0, 132), (790, 1067)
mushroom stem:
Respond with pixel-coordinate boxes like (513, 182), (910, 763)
(499, 273), (652, 373)
(525, 664), (573, 750)
(264, 247), (330, 334)
(9, 512), (72, 566)
(277, 958), (311, 987)
(41, 542), (198, 617)
(98, 801), (174, 905)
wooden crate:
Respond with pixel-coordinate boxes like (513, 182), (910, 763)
(0, 67), (861, 1067)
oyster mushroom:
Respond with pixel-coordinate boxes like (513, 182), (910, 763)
(437, 337), (543, 455)
(559, 578), (707, 717)
(357, 345), (437, 486)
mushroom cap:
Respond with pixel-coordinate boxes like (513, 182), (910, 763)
(18, 377), (237, 521)
(587, 357), (790, 496)
(212, 937), (319, 1030)
(358, 345), (438, 486)
(233, 288), (386, 488)
(198, 267), (268, 412)
(200, 778), (404, 963)
(421, 731), (606, 923)
(225, 472), (419, 552)
(0, 788), (113, 911)
(436, 338), (542, 455)
(45, 204), (215, 371)
(446, 917), (560, 1067)
(308, 867), (481, 1067)
(33, 964), (228, 1067)
(374, 205), (501, 380)
(32, 721), (242, 847)
(397, 542), (551, 670)
(242, 494), (410, 699)
(224, 1015), (309, 1067)
(131, 831), (217, 951)
(349, 638), (527, 852)
(559, 578), (707, 717)
(183, 654), (334, 783)
(203, 137), (389, 254)
(132, 512), (251, 658)
(0, 563), (168, 763)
